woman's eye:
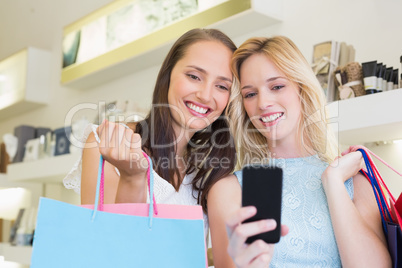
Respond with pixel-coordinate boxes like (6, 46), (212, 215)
(272, 85), (284, 90)
(217, 85), (229, 91)
(244, 92), (256, 98)
(187, 74), (200, 80)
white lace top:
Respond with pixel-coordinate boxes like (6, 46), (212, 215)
(63, 124), (209, 234)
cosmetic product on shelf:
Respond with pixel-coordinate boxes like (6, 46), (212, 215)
(400, 73), (402, 88)
(382, 65), (387, 91)
(386, 67), (394, 91)
(393, 69), (399, 89)
(376, 62), (383, 92)
(362, 61), (377, 94)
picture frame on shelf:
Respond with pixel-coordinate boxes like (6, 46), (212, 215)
(22, 139), (40, 162)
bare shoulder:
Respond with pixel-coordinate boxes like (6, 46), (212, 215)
(208, 174), (241, 215)
(82, 132), (100, 164)
(209, 174), (241, 198)
(86, 130), (98, 143)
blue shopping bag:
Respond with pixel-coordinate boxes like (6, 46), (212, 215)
(31, 154), (207, 267)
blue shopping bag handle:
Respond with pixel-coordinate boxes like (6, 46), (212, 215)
(92, 154), (156, 229)
(358, 149), (392, 235)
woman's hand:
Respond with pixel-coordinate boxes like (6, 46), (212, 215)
(226, 206), (289, 268)
(97, 120), (148, 182)
(322, 150), (365, 190)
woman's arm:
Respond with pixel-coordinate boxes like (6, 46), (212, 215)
(208, 175), (241, 267)
(81, 120), (148, 204)
(208, 175), (288, 267)
(322, 152), (392, 268)
(80, 131), (120, 204)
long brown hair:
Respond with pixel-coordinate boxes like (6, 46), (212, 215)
(135, 28), (237, 212)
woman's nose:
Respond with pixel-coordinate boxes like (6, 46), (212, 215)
(195, 84), (213, 103)
(257, 90), (273, 110)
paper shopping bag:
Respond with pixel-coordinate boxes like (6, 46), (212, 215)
(352, 146), (402, 268)
(387, 222), (402, 268)
(31, 153), (207, 267)
(388, 193), (402, 268)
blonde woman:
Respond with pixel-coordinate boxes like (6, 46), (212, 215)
(208, 36), (391, 267)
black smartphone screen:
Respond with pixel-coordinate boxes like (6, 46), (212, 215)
(242, 165), (283, 244)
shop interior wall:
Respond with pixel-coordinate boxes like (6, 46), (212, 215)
(0, 0), (401, 203)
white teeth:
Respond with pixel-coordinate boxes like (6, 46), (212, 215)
(261, 113), (283, 123)
(187, 103), (208, 114)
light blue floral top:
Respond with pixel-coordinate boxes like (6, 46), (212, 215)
(234, 155), (353, 268)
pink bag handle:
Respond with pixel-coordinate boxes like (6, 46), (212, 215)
(350, 145), (402, 177)
(92, 153), (158, 221)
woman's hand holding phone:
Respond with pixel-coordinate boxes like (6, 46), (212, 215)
(226, 207), (289, 268)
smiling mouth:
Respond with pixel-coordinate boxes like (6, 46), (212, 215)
(185, 102), (210, 114)
(260, 112), (284, 123)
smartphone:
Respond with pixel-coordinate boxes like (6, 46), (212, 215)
(242, 165), (283, 244)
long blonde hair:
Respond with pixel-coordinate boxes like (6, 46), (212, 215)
(227, 36), (338, 168)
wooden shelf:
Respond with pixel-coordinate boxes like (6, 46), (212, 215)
(0, 243), (32, 266)
(7, 153), (80, 183)
(328, 88), (402, 145)
(61, 0), (283, 89)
